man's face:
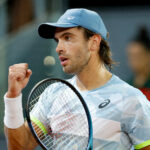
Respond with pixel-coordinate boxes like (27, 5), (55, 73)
(54, 27), (91, 74)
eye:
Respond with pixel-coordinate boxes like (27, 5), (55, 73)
(64, 35), (71, 41)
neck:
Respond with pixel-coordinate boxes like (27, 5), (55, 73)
(76, 55), (112, 91)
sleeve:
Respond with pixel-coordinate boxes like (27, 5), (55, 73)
(121, 91), (150, 150)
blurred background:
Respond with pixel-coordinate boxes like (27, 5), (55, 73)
(0, 0), (150, 149)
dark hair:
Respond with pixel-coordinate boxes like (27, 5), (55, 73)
(77, 26), (115, 70)
(132, 26), (150, 51)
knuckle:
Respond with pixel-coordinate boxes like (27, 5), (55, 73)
(8, 63), (29, 79)
(9, 65), (14, 70)
(9, 72), (14, 78)
(20, 63), (28, 68)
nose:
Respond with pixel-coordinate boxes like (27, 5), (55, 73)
(56, 40), (64, 54)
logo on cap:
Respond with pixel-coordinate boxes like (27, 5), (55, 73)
(67, 16), (75, 20)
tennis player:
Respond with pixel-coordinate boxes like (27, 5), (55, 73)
(4, 8), (150, 150)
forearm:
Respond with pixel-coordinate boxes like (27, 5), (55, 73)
(4, 93), (37, 149)
(4, 122), (38, 150)
(4, 63), (35, 149)
(4, 124), (29, 150)
(140, 145), (150, 150)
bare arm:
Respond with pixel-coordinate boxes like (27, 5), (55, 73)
(141, 145), (150, 150)
(4, 121), (38, 150)
(4, 63), (38, 149)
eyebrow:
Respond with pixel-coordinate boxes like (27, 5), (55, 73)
(54, 32), (74, 41)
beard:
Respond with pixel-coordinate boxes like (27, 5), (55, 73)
(62, 54), (90, 75)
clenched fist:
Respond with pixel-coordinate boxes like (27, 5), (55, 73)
(6, 63), (32, 98)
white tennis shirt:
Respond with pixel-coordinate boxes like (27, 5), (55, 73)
(31, 74), (150, 150)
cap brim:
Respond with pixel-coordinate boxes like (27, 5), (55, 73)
(38, 23), (78, 39)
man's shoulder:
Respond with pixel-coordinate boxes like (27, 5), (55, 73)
(110, 75), (143, 96)
(112, 75), (150, 108)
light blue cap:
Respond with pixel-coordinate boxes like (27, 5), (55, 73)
(38, 8), (108, 40)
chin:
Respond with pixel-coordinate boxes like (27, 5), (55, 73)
(63, 69), (74, 74)
(63, 66), (76, 75)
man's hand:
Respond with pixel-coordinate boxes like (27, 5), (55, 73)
(6, 63), (32, 98)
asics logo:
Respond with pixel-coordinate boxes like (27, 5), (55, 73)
(98, 99), (110, 109)
(67, 16), (75, 20)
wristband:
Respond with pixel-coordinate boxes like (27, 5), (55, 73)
(4, 93), (24, 129)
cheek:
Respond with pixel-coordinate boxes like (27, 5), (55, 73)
(65, 39), (90, 66)
(74, 46), (90, 63)
(68, 42), (88, 56)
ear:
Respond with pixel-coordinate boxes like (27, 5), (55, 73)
(89, 34), (101, 52)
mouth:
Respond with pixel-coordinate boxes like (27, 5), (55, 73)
(59, 56), (69, 66)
